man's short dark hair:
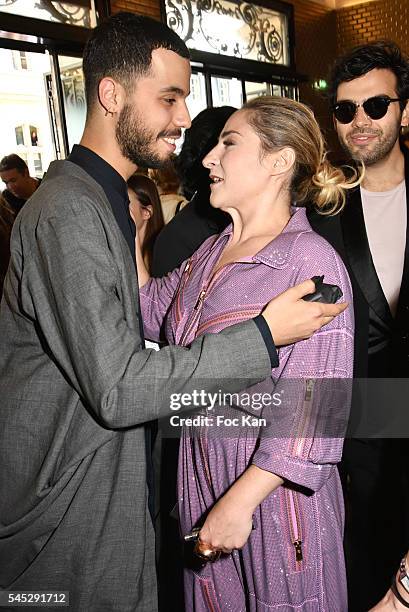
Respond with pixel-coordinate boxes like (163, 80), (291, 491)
(83, 12), (190, 110)
(0, 154), (28, 174)
(328, 41), (409, 110)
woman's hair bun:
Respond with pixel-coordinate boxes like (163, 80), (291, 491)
(309, 157), (363, 215)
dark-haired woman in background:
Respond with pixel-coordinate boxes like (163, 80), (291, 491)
(149, 156), (187, 224)
(150, 107), (237, 610)
(151, 106), (236, 277)
(128, 174), (164, 274)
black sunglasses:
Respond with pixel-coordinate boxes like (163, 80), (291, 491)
(332, 95), (402, 124)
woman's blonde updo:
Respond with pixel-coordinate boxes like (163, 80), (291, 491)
(242, 96), (362, 215)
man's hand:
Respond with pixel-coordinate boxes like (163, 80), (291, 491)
(262, 279), (348, 347)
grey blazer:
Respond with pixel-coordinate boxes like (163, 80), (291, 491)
(0, 161), (271, 611)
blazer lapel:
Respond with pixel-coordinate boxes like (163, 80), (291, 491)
(395, 151), (409, 321)
(341, 186), (393, 325)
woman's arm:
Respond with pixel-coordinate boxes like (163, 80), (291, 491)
(197, 329), (353, 554)
(198, 465), (283, 553)
(135, 231), (150, 288)
(198, 249), (354, 553)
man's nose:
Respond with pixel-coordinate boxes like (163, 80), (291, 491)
(174, 102), (191, 129)
(352, 105), (371, 127)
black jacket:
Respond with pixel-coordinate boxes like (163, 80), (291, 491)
(308, 150), (409, 379)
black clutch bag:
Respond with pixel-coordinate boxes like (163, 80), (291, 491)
(302, 275), (343, 304)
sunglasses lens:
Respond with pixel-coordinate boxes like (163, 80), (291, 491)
(333, 102), (357, 124)
(363, 97), (389, 120)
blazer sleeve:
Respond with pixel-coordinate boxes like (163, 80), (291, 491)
(20, 197), (271, 429)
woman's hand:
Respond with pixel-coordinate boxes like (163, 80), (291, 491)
(198, 495), (253, 554)
(197, 465), (283, 555)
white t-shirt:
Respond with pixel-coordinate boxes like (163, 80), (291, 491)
(361, 180), (407, 317)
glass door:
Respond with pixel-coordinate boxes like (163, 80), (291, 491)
(0, 48), (57, 177)
(187, 71), (207, 120)
(189, 65), (299, 113)
(211, 75), (243, 107)
(58, 55), (86, 151)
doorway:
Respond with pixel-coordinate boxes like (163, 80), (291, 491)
(0, 48), (56, 178)
(187, 65), (299, 120)
(0, 46), (87, 179)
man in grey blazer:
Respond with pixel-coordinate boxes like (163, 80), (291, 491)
(0, 13), (346, 611)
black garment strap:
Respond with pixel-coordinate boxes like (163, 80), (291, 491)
(174, 200), (184, 215)
(391, 575), (409, 608)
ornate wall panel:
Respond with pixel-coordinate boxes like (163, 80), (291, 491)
(164, 0), (290, 65)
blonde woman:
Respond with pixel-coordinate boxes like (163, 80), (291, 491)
(138, 97), (359, 611)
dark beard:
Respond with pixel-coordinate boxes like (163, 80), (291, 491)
(340, 119), (401, 166)
(115, 103), (164, 169)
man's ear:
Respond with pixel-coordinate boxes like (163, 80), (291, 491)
(98, 77), (124, 116)
(270, 147), (295, 175)
(401, 100), (409, 128)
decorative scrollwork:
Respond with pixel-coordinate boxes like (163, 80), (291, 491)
(259, 24), (283, 63)
(166, 0), (194, 44)
(37, 0), (90, 26)
(241, 3), (258, 27)
(0, 0), (90, 25)
(165, 0), (288, 65)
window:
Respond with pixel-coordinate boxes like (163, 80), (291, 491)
(33, 152), (43, 176)
(15, 126), (24, 146)
(10, 124), (43, 177)
(1, 0), (96, 27)
(30, 126), (39, 147)
(165, 0), (291, 66)
(187, 72), (207, 120)
(12, 51), (28, 71)
(211, 76), (243, 107)
(20, 51), (27, 70)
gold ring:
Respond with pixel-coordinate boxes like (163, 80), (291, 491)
(194, 542), (221, 563)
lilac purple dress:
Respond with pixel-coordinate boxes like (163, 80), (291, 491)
(140, 207), (354, 611)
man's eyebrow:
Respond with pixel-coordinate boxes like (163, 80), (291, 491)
(159, 86), (188, 96)
(336, 93), (392, 102)
(220, 129), (242, 138)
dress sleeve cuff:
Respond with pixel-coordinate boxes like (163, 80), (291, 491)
(253, 315), (279, 368)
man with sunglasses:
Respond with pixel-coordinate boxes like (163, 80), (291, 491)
(309, 41), (409, 611)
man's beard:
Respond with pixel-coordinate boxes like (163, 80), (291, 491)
(339, 118), (401, 166)
(116, 103), (164, 169)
